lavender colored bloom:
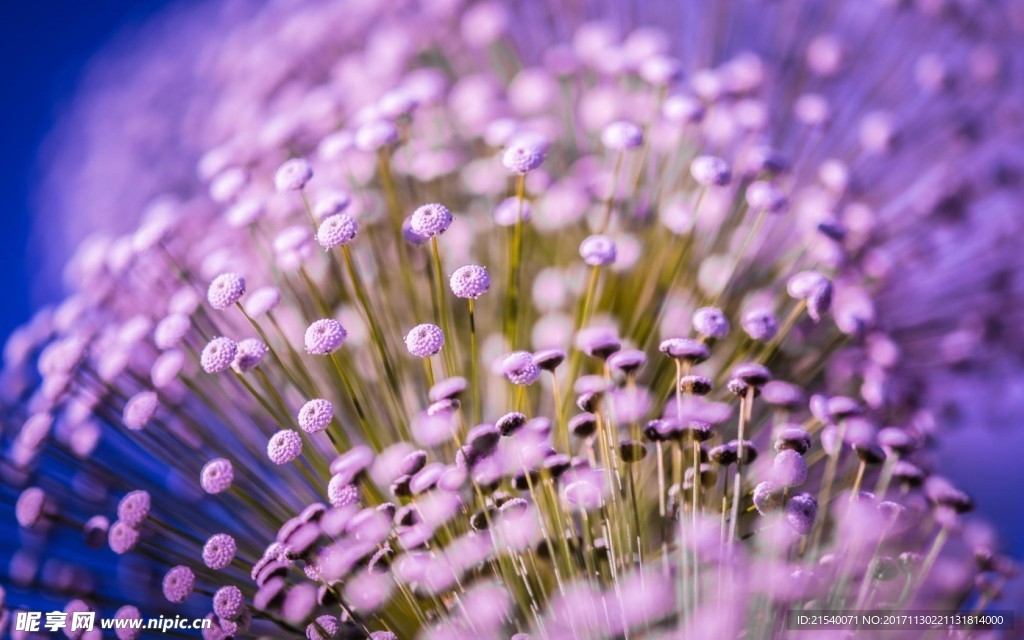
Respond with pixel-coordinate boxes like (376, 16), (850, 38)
(108, 521), (140, 555)
(502, 135), (547, 173)
(306, 615), (340, 640)
(203, 533), (237, 570)
(208, 273), (246, 310)
(502, 351), (541, 386)
(328, 477), (360, 508)
(659, 338), (709, 363)
(113, 606), (141, 640)
(753, 481), (784, 515)
(772, 450), (809, 487)
(298, 398), (334, 433)
(213, 585), (245, 619)
(741, 308), (778, 341)
(268, 430), (303, 465)
(154, 313), (191, 349)
(429, 376), (467, 402)
(123, 391), (158, 430)
(305, 319), (346, 355)
(243, 286), (281, 318)
(410, 203), (453, 237)
(579, 235), (617, 266)
(317, 214), (358, 249)
(405, 323), (445, 357)
(493, 197), (532, 226)
(692, 307), (730, 339)
(601, 120), (643, 150)
(607, 348), (646, 375)
(690, 155), (732, 186)
(15, 487), (47, 528)
(355, 120), (398, 151)
(533, 348), (566, 371)
(785, 493), (818, 535)
(450, 264), (491, 299)
(201, 337), (238, 374)
(274, 158), (313, 192)
(201, 458), (234, 494)
(117, 490), (151, 527)
(232, 338), (269, 373)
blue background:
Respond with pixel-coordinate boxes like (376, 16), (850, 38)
(0, 0), (171, 341)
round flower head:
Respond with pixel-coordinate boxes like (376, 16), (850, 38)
(305, 319), (346, 355)
(162, 566), (195, 604)
(450, 264), (491, 299)
(493, 197), (532, 226)
(607, 348), (646, 375)
(405, 323), (445, 357)
(785, 493), (818, 535)
(659, 338), (710, 363)
(328, 476), (360, 508)
(108, 521), (140, 555)
(579, 235), (617, 266)
(690, 155), (732, 186)
(154, 313), (191, 349)
(114, 606), (141, 640)
(410, 203), (453, 237)
(307, 615), (340, 640)
(243, 286), (281, 318)
(772, 450), (809, 487)
(533, 348), (566, 371)
(201, 337), (237, 374)
(201, 458), (234, 494)
(213, 585), (245, 619)
(753, 481), (784, 515)
(742, 308), (779, 342)
(317, 214), (358, 249)
(355, 119), (398, 151)
(274, 158), (313, 192)
(429, 376), (467, 402)
(15, 487), (47, 528)
(745, 180), (787, 213)
(502, 351), (541, 386)
(83, 515), (110, 547)
(370, 632), (397, 640)
(117, 490), (151, 527)
(502, 135), (546, 173)
(601, 120), (643, 150)
(232, 338), (269, 373)
(207, 273), (246, 310)
(268, 430), (302, 465)
(123, 391), (158, 430)
(203, 533), (237, 570)
(692, 307), (730, 339)
(298, 398), (334, 433)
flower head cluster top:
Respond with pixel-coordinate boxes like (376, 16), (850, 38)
(3, 0), (1023, 638)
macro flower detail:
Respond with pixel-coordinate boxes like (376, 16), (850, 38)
(405, 323), (445, 357)
(409, 203), (453, 237)
(2, 2), (1020, 639)
(449, 264), (491, 299)
(298, 398), (334, 433)
(207, 272), (246, 310)
(304, 319), (346, 355)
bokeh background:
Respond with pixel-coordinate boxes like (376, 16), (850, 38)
(2, 0), (1022, 608)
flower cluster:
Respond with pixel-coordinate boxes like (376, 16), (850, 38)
(3, 1), (1023, 639)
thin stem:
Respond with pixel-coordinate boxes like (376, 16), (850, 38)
(504, 174), (527, 348)
(468, 299), (480, 424)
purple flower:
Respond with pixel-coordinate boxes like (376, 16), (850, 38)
(692, 307), (730, 339)
(317, 214), (358, 249)
(117, 490), (151, 527)
(690, 155), (732, 186)
(450, 264), (491, 299)
(267, 430), (303, 465)
(232, 338), (269, 373)
(410, 203), (453, 237)
(201, 458), (234, 494)
(405, 323), (445, 357)
(579, 235), (617, 266)
(203, 533), (237, 570)
(274, 158), (313, 192)
(502, 135), (547, 173)
(502, 351), (541, 386)
(305, 319), (346, 355)
(298, 398), (334, 433)
(208, 273), (246, 310)
(201, 337), (238, 374)
(601, 120), (643, 150)
(123, 391), (158, 430)
(213, 585), (245, 619)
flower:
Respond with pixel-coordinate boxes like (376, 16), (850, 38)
(410, 203), (453, 237)
(3, 2), (1019, 638)
(305, 319), (346, 355)
(208, 272), (246, 310)
(449, 264), (491, 299)
(405, 323), (445, 357)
